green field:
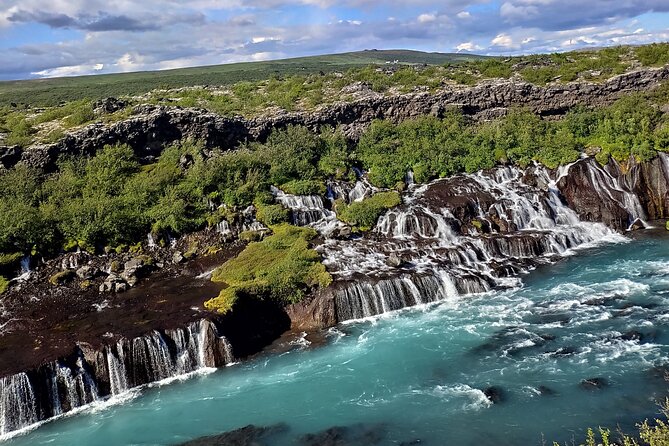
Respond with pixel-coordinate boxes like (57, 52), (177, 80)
(0, 50), (484, 107)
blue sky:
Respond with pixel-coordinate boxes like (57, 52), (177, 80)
(0, 0), (668, 80)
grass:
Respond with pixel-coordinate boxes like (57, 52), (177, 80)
(0, 50), (483, 108)
(205, 224), (331, 313)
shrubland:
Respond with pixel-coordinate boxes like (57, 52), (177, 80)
(2, 43), (668, 148)
(205, 224), (331, 313)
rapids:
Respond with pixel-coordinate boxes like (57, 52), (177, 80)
(3, 232), (669, 445)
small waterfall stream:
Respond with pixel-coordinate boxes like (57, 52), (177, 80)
(0, 320), (234, 436)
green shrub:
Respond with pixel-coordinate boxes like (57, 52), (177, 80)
(206, 224), (331, 312)
(280, 179), (326, 196)
(255, 203), (290, 226)
(337, 191), (401, 231)
(636, 43), (669, 67)
(0, 276), (9, 294)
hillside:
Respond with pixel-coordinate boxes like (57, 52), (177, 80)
(0, 49), (483, 108)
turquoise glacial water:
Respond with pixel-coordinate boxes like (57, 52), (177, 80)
(5, 232), (669, 445)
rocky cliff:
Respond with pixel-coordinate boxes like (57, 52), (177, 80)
(1, 66), (668, 172)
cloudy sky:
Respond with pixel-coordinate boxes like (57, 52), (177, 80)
(1, 0), (668, 80)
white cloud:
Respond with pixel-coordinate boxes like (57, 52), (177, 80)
(456, 41), (481, 52)
(417, 13), (436, 23)
(456, 11), (470, 19)
(491, 33), (513, 47)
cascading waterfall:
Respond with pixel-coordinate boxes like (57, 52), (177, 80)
(0, 373), (37, 436)
(325, 164), (628, 321)
(271, 186), (336, 226)
(0, 320), (234, 437)
(585, 159), (648, 228)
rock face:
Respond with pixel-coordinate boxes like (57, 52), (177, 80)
(558, 154), (669, 231)
(2, 66), (668, 171)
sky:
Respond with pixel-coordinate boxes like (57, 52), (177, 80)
(0, 0), (668, 80)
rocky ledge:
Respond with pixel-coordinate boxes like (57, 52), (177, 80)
(1, 66), (668, 172)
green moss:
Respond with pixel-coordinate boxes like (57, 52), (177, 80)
(114, 244), (128, 254)
(336, 192), (402, 231)
(206, 224), (331, 313)
(129, 242), (143, 254)
(110, 261), (122, 273)
(184, 242), (199, 260)
(0, 276), (9, 294)
(665, 220), (669, 231)
(204, 286), (240, 314)
(49, 270), (76, 285)
(239, 230), (264, 242)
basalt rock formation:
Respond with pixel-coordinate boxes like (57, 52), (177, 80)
(1, 66), (668, 172)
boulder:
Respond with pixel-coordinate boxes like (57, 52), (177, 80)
(75, 265), (99, 280)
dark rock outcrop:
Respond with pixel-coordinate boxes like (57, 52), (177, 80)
(177, 424), (289, 446)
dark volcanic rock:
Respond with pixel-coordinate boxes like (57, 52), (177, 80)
(177, 423), (289, 446)
(557, 158), (633, 231)
(299, 423), (386, 446)
(580, 377), (609, 390)
(484, 386), (506, 404)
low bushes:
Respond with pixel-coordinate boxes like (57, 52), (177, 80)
(205, 224), (331, 314)
(336, 191), (401, 231)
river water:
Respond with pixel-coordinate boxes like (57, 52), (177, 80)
(4, 231), (669, 445)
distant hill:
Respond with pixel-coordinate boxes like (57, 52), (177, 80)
(0, 50), (485, 107)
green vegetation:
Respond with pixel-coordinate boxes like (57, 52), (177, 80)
(205, 224), (331, 313)
(0, 50), (481, 108)
(554, 398), (669, 446)
(1, 86), (668, 261)
(48, 270), (76, 285)
(336, 192), (402, 231)
(0, 276), (8, 294)
(3, 44), (668, 149)
(280, 179), (326, 196)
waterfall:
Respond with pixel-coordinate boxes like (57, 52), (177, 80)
(0, 373), (37, 435)
(216, 220), (231, 235)
(14, 256), (32, 282)
(324, 164), (625, 321)
(271, 186), (336, 226)
(0, 320), (235, 437)
(583, 160), (648, 228)
(348, 181), (373, 202)
(147, 233), (157, 249)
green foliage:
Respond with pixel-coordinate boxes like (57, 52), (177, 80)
(279, 179), (326, 196)
(555, 398), (669, 446)
(337, 191), (401, 231)
(0, 276), (8, 295)
(1, 88), (668, 262)
(0, 111), (35, 147)
(635, 43), (669, 67)
(255, 203), (290, 226)
(206, 224), (331, 313)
